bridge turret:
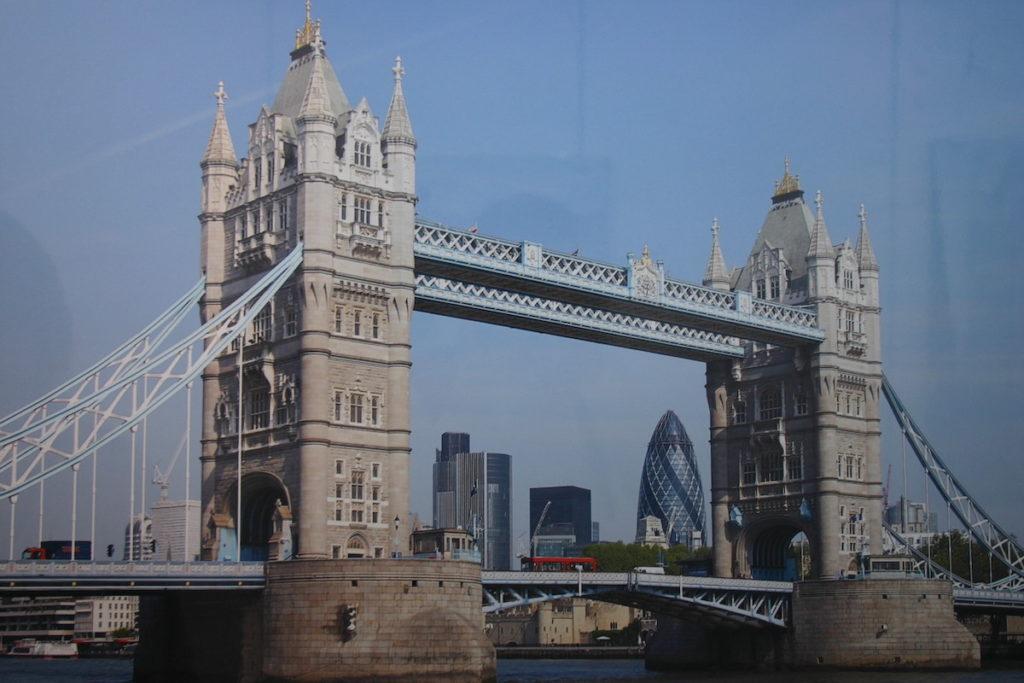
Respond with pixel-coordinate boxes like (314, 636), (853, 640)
(199, 81), (238, 283)
(702, 217), (731, 291)
(382, 56), (416, 196)
(805, 190), (836, 301)
(296, 39), (338, 179)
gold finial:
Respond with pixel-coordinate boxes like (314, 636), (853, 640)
(772, 156), (801, 199)
(295, 0), (318, 50)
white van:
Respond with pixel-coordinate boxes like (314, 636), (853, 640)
(632, 566), (665, 575)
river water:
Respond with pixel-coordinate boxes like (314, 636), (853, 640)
(0, 659), (1022, 682)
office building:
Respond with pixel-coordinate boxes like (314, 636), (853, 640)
(635, 410), (706, 547)
(151, 499), (201, 562)
(529, 486), (592, 554)
(432, 432), (511, 570)
(123, 513), (154, 561)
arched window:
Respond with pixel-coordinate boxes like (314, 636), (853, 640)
(759, 388), (782, 420)
(346, 535), (367, 558)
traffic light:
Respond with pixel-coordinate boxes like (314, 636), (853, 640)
(341, 604), (358, 641)
(106, 544), (114, 558)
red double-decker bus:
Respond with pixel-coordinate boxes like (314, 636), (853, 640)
(520, 556), (598, 572)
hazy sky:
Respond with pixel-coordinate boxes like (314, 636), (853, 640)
(1, 1), (1022, 556)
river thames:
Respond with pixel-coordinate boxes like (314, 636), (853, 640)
(1, 659), (1023, 682)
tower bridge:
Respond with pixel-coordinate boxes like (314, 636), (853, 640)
(0, 5), (1021, 679)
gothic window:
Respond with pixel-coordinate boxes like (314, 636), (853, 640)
(335, 459), (344, 476)
(339, 194), (348, 222)
(355, 196), (371, 224)
(284, 143), (297, 170)
(760, 450), (783, 482)
(377, 201), (384, 227)
(353, 310), (362, 337)
(370, 396), (380, 426)
(372, 509), (380, 525)
(248, 388), (269, 430)
(251, 305), (272, 344)
(844, 394), (851, 414)
(214, 396), (235, 436)
(334, 305), (344, 334)
(742, 457), (757, 486)
(370, 464), (379, 480)
(283, 303), (298, 338)
(853, 395), (861, 416)
(354, 140), (371, 168)
(334, 507), (344, 522)
(254, 158), (262, 190)
(278, 198), (289, 233)
(844, 270), (854, 290)
(856, 458), (862, 480)
(836, 392), (842, 413)
(267, 154), (275, 186)
(371, 313), (380, 339)
(786, 439), (804, 480)
(275, 386), (296, 425)
(335, 483), (344, 499)
(769, 275), (780, 299)
(333, 390), (344, 422)
(845, 456), (854, 479)
(240, 214), (248, 239)
(351, 508), (364, 523)
(732, 398), (747, 424)
(846, 310), (856, 333)
(371, 486), (380, 501)
(794, 387), (808, 416)
(351, 471), (365, 500)
(335, 134), (345, 159)
(756, 279), (766, 299)
(759, 388), (782, 420)
(349, 393), (364, 424)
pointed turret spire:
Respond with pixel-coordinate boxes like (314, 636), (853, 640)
(383, 56), (415, 143)
(807, 190), (835, 259)
(202, 81), (237, 165)
(703, 217), (731, 290)
(856, 203), (879, 271)
(298, 48), (334, 122)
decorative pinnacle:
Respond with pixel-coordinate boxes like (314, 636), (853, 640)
(815, 189), (824, 216)
(214, 81), (228, 107)
(711, 216), (720, 238)
(393, 55), (405, 82)
(859, 203), (867, 230)
(784, 156), (791, 175)
(295, 0), (320, 50)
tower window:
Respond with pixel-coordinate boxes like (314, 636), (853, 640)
(351, 471), (365, 500)
(760, 450), (783, 482)
(251, 305), (272, 344)
(284, 143), (297, 169)
(372, 313), (380, 339)
(353, 310), (362, 337)
(248, 388), (269, 430)
(267, 155), (275, 187)
(794, 387), (808, 416)
(846, 310), (856, 333)
(732, 399), (747, 424)
(742, 458), (756, 486)
(254, 158), (262, 190)
(759, 388), (782, 420)
(769, 275), (780, 299)
(335, 459), (344, 476)
(354, 140), (371, 168)
(349, 393), (364, 424)
(334, 305), (344, 333)
(377, 201), (384, 227)
(333, 390), (344, 422)
(339, 194), (348, 222)
(844, 270), (854, 290)
(370, 396), (380, 426)
(756, 279), (766, 299)
(355, 196), (371, 224)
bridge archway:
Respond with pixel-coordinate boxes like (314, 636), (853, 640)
(233, 472), (291, 562)
(743, 519), (812, 581)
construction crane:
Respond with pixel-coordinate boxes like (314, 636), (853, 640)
(882, 463), (893, 512)
(152, 430), (189, 501)
(531, 501), (551, 558)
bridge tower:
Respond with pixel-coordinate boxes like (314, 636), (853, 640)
(705, 162), (882, 580)
(198, 10), (415, 560)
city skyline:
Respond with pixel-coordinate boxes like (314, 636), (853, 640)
(0, 2), (1022, 550)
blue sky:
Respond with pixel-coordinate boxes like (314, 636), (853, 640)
(0, 1), (1022, 554)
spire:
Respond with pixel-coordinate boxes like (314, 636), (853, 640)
(703, 217), (730, 289)
(298, 48), (334, 122)
(383, 56), (415, 143)
(856, 203), (879, 271)
(806, 190), (835, 259)
(202, 81), (237, 165)
(772, 156), (804, 204)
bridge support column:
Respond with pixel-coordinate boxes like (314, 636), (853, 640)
(645, 616), (785, 671)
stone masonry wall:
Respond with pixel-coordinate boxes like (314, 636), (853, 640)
(262, 559), (495, 681)
(790, 579), (979, 668)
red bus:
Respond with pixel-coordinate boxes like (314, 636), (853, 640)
(521, 556), (598, 572)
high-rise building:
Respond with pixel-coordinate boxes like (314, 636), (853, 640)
(432, 433), (511, 570)
(591, 522), (600, 544)
(884, 497), (937, 534)
(123, 514), (154, 561)
(151, 499), (201, 561)
(529, 486), (592, 553)
(635, 410), (706, 548)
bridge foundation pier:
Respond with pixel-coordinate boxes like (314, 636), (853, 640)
(135, 559), (495, 682)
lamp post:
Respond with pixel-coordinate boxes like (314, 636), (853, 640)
(392, 515), (400, 559)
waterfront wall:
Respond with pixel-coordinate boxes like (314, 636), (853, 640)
(135, 559), (495, 682)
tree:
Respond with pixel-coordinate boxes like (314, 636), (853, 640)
(581, 542), (710, 574)
(925, 531), (1010, 583)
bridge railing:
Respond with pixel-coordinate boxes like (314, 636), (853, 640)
(0, 560), (266, 577)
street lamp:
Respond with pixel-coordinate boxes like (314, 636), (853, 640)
(392, 516), (401, 558)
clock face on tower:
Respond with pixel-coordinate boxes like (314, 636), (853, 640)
(635, 273), (658, 299)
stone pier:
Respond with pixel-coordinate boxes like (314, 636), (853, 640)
(135, 559), (496, 682)
(646, 579), (979, 671)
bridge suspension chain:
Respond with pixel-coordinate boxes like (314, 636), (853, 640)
(0, 244), (303, 500)
(882, 374), (1024, 589)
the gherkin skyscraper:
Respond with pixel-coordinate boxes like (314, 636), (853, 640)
(636, 410), (706, 546)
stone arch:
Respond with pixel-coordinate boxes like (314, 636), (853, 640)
(226, 471), (291, 561)
(741, 515), (813, 581)
(345, 533), (368, 559)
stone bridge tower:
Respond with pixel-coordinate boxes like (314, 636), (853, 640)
(704, 162), (882, 579)
(198, 9), (415, 560)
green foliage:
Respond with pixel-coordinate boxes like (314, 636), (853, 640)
(581, 542), (710, 575)
(925, 531), (1011, 583)
(109, 627), (136, 638)
(591, 619), (641, 646)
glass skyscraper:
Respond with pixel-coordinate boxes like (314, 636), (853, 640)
(529, 485), (592, 554)
(635, 410), (706, 547)
(432, 432), (512, 570)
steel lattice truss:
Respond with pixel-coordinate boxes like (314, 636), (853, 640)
(480, 572), (791, 628)
(414, 275), (742, 360)
(413, 220), (823, 346)
(883, 375), (1024, 590)
(0, 560), (266, 593)
(0, 245), (303, 500)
